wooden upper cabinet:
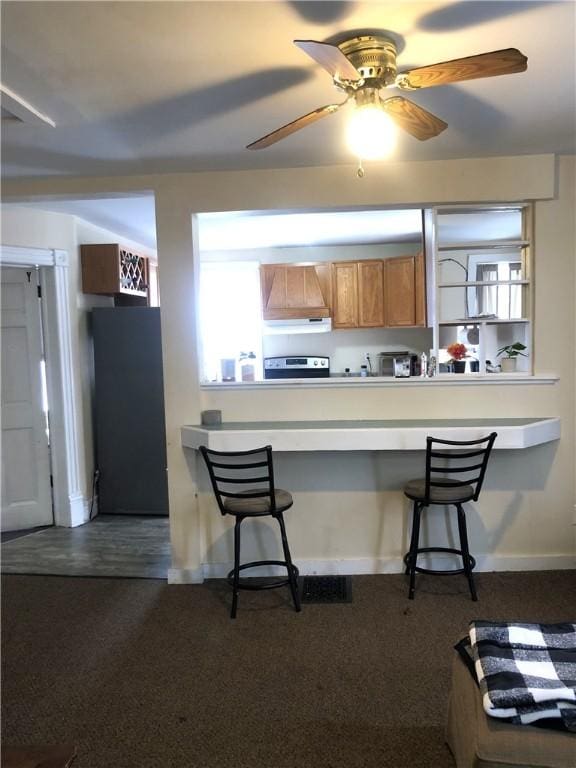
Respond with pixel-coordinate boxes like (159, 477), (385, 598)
(358, 261), (385, 327)
(260, 263), (331, 320)
(384, 255), (417, 327)
(81, 244), (149, 300)
(332, 262), (359, 328)
(261, 254), (426, 329)
(414, 251), (427, 327)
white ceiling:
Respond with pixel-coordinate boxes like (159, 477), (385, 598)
(2, 2), (571, 251)
(15, 196), (159, 250)
(198, 208), (424, 250)
(13, 196), (522, 252)
(1, 1), (575, 178)
(14, 197), (425, 250)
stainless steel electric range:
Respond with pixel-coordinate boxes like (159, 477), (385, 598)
(263, 356), (330, 379)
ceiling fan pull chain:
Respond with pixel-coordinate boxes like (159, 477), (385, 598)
(357, 159), (365, 178)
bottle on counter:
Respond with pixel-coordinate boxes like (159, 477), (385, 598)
(420, 352), (428, 378)
(428, 355), (437, 377)
(239, 351), (256, 382)
(360, 365), (368, 377)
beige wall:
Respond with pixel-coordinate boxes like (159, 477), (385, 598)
(0, 206), (155, 520)
(2, 153), (574, 576)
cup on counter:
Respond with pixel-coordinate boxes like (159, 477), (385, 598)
(201, 410), (222, 426)
(220, 358), (236, 381)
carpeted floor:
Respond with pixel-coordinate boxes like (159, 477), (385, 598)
(2, 570), (575, 768)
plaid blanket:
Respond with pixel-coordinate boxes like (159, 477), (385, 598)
(467, 621), (576, 731)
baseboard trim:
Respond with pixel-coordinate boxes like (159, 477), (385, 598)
(167, 554), (575, 584)
(168, 567), (205, 584)
(66, 493), (90, 528)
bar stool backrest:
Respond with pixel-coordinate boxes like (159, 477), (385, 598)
(199, 445), (276, 516)
(424, 432), (497, 504)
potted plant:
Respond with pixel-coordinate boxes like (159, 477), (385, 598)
(446, 342), (468, 373)
(497, 342), (527, 372)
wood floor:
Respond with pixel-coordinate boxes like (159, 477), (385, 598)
(0, 516), (170, 579)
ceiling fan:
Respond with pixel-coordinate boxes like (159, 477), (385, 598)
(247, 35), (527, 161)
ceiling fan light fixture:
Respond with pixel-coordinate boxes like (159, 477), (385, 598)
(346, 93), (397, 161)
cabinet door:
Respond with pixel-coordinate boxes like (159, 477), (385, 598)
(332, 262), (358, 328)
(358, 261), (385, 327)
(81, 244), (120, 294)
(385, 256), (416, 327)
(414, 251), (427, 327)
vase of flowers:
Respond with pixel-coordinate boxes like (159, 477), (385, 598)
(497, 342), (527, 372)
(447, 342), (467, 373)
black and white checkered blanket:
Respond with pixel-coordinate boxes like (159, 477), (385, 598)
(467, 621), (576, 731)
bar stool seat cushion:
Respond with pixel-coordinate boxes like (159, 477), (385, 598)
(404, 478), (475, 503)
(223, 488), (293, 516)
(446, 652), (576, 768)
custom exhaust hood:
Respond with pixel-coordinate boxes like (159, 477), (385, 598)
(262, 317), (332, 335)
(260, 263), (332, 332)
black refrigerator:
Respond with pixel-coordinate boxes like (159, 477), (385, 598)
(91, 307), (169, 515)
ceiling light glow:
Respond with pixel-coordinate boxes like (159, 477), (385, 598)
(346, 103), (397, 161)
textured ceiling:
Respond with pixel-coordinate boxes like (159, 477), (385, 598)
(1, 0), (575, 179)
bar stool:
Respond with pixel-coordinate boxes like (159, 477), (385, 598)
(199, 445), (301, 619)
(403, 432), (497, 601)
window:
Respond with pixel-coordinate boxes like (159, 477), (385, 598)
(199, 261), (263, 382)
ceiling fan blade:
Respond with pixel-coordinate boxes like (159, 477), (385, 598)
(247, 102), (345, 150)
(383, 96), (448, 141)
(397, 48), (527, 90)
(294, 39), (362, 82)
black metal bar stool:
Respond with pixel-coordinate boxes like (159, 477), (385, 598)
(403, 432), (497, 601)
(199, 444), (301, 619)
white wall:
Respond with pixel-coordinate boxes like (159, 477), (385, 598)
(0, 205), (156, 524)
(2, 153), (573, 577)
(193, 157), (574, 578)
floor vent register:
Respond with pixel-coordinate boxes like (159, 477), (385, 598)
(300, 575), (352, 604)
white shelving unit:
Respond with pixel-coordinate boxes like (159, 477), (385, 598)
(428, 205), (533, 376)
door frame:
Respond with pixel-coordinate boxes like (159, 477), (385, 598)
(1, 246), (84, 527)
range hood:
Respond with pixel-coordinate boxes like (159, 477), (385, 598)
(262, 317), (332, 335)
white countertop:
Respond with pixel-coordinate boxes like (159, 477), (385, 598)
(200, 374), (558, 389)
(181, 417), (561, 452)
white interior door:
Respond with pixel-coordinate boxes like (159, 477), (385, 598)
(1, 267), (53, 531)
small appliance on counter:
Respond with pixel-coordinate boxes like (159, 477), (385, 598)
(264, 356), (330, 379)
(377, 351), (421, 377)
(393, 355), (412, 378)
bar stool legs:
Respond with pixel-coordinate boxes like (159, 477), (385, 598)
(277, 511), (301, 613)
(228, 513), (301, 619)
(404, 502), (478, 601)
(456, 504), (478, 602)
(406, 502), (422, 600)
(232, 518), (242, 619)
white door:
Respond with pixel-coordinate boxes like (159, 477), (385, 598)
(1, 267), (53, 531)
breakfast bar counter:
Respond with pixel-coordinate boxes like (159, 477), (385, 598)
(181, 417), (560, 453)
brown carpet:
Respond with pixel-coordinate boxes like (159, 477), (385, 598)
(2, 571), (575, 768)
